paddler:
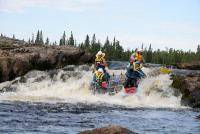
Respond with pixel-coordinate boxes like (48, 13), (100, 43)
(94, 50), (107, 72)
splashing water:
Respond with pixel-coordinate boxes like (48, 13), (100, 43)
(0, 65), (183, 108)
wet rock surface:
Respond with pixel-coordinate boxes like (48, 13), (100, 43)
(0, 37), (93, 82)
(172, 69), (200, 108)
(79, 125), (137, 134)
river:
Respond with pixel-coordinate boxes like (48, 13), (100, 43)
(0, 64), (199, 134)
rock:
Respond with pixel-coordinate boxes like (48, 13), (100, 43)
(172, 73), (200, 108)
(177, 61), (200, 70)
(0, 37), (94, 82)
(196, 115), (200, 119)
(79, 125), (137, 134)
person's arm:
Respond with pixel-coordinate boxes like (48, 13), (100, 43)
(133, 62), (137, 71)
(93, 74), (97, 82)
(102, 75), (106, 82)
(102, 58), (107, 66)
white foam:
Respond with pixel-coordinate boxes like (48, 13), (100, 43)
(0, 67), (183, 108)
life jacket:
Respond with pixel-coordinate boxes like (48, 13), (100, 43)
(95, 56), (105, 66)
(95, 71), (104, 83)
(135, 52), (143, 62)
(130, 62), (140, 71)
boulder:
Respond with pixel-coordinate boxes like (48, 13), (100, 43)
(172, 73), (200, 108)
(0, 37), (94, 82)
(79, 125), (137, 134)
(177, 61), (200, 70)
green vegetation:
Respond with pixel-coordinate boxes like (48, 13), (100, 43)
(2, 30), (200, 65)
(77, 34), (200, 65)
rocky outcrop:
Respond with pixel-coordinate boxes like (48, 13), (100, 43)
(172, 70), (200, 108)
(79, 125), (137, 134)
(0, 37), (93, 82)
(177, 61), (200, 70)
(0, 36), (26, 46)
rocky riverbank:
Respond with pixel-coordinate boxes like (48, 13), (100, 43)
(0, 36), (93, 82)
(177, 61), (200, 70)
(171, 69), (200, 108)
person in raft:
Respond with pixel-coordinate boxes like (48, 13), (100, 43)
(94, 50), (110, 81)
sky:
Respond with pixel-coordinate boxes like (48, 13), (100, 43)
(0, 0), (200, 51)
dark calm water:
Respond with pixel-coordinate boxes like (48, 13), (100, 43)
(0, 101), (199, 134)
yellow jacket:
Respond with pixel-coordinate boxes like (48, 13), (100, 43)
(95, 56), (105, 65)
(94, 71), (104, 83)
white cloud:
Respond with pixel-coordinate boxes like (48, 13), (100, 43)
(0, 0), (104, 12)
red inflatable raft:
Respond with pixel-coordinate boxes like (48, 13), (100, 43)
(124, 87), (137, 94)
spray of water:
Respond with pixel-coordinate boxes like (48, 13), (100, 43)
(0, 65), (183, 108)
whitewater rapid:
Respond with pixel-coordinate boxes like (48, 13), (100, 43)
(0, 65), (183, 108)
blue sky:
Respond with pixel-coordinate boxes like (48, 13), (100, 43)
(0, 0), (200, 51)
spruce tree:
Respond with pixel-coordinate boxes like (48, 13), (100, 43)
(197, 45), (200, 54)
(59, 31), (66, 46)
(68, 31), (75, 46)
(112, 37), (116, 60)
(39, 30), (44, 45)
(113, 37), (116, 50)
(63, 31), (66, 45)
(45, 37), (49, 45)
(59, 39), (63, 46)
(103, 36), (110, 52)
(146, 44), (153, 63)
(35, 30), (40, 45)
(115, 40), (123, 60)
(91, 34), (97, 53)
(84, 35), (90, 52)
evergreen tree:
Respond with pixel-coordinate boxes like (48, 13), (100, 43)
(91, 34), (96, 46)
(91, 34), (99, 53)
(59, 39), (63, 46)
(59, 31), (66, 46)
(197, 45), (200, 54)
(35, 30), (40, 45)
(84, 35), (90, 52)
(0, 33), (3, 37)
(68, 31), (75, 46)
(114, 40), (123, 60)
(12, 34), (15, 39)
(63, 31), (66, 45)
(103, 37), (110, 59)
(113, 37), (116, 50)
(45, 37), (49, 45)
(146, 44), (153, 63)
(39, 30), (44, 45)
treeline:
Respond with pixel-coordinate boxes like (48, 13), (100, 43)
(27, 30), (129, 60)
(3, 30), (200, 65)
(142, 44), (200, 65)
(27, 30), (76, 46)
